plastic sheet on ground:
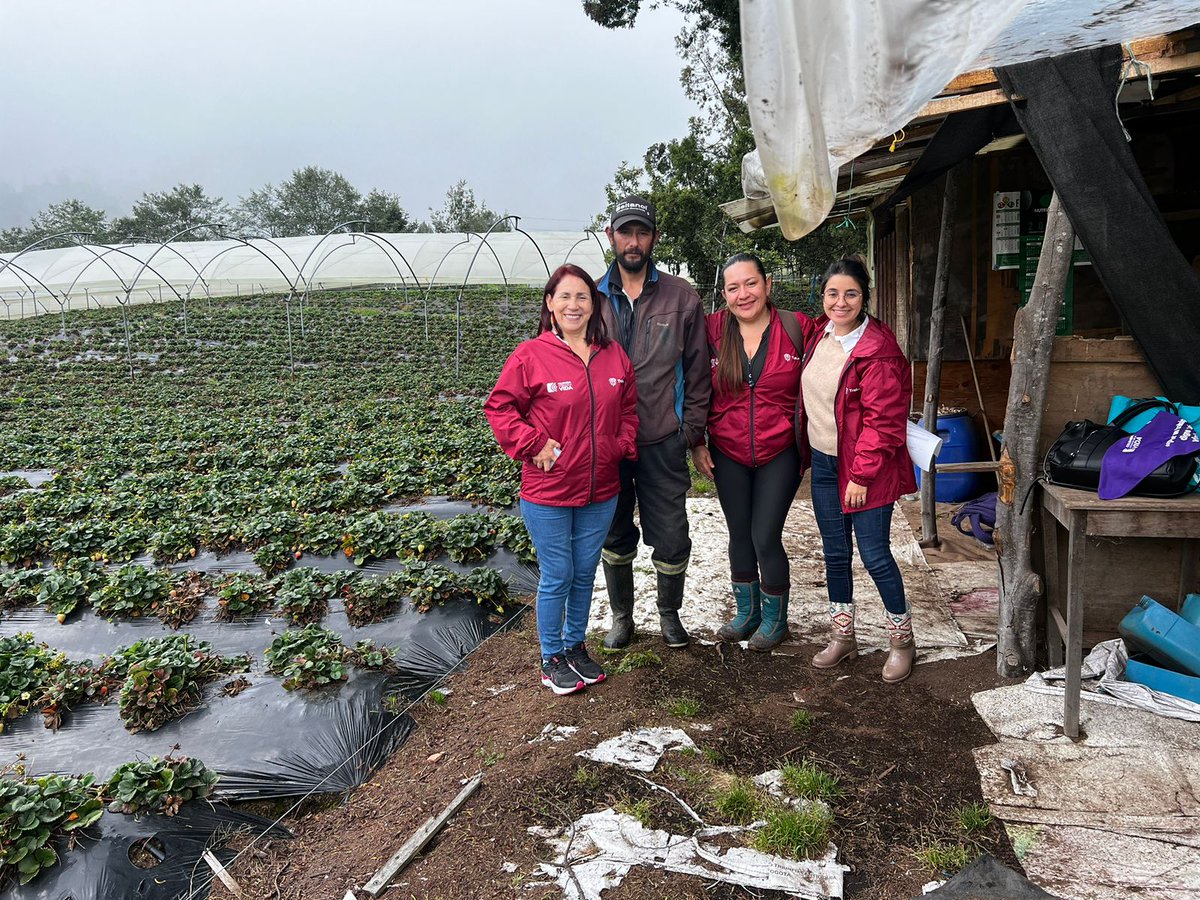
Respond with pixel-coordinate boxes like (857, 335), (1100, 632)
(575, 727), (696, 773)
(921, 851), (1061, 898)
(531, 808), (847, 900)
(12, 803), (290, 900)
(1025, 639), (1200, 723)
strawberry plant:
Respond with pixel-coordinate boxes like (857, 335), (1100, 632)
(0, 568), (45, 611)
(215, 571), (275, 621)
(265, 624), (349, 691)
(0, 634), (60, 725)
(92, 564), (171, 620)
(0, 772), (104, 886)
(394, 512), (442, 559)
(274, 566), (340, 625)
(342, 574), (403, 626)
(112, 635), (249, 733)
(37, 560), (106, 618)
(442, 513), (498, 563)
(40, 660), (107, 731)
(350, 639), (396, 671)
(159, 571), (211, 629)
(340, 511), (401, 565)
(398, 560), (461, 612)
(462, 567), (511, 614)
(104, 753), (218, 816)
(496, 515), (536, 563)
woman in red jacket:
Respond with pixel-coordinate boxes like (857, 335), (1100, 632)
(799, 255), (918, 682)
(485, 264), (638, 695)
(693, 253), (803, 651)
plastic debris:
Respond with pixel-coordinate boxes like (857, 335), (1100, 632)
(531, 808), (847, 899)
(530, 724), (579, 744)
(575, 727), (697, 772)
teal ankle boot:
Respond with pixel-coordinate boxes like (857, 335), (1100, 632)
(749, 588), (789, 651)
(716, 581), (761, 642)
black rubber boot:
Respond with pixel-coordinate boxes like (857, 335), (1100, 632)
(602, 561), (635, 650)
(656, 571), (690, 649)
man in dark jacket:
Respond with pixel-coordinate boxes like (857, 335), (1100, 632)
(596, 195), (711, 649)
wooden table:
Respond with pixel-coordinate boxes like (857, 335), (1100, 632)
(1040, 483), (1200, 738)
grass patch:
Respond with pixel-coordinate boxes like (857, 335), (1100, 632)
(615, 797), (653, 828)
(427, 689), (448, 706)
(665, 695), (701, 717)
(613, 649), (663, 673)
(702, 747), (723, 765)
(789, 709), (814, 733)
(956, 801), (993, 835)
(666, 765), (710, 789)
(779, 762), (840, 802)
(752, 804), (834, 859)
(1005, 824), (1042, 861)
(573, 765), (602, 792)
(916, 841), (974, 875)
(710, 777), (763, 825)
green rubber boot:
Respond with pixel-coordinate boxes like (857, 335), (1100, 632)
(716, 581), (761, 642)
(748, 588), (789, 652)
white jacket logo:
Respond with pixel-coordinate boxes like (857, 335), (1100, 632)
(546, 381), (573, 393)
(608, 377), (624, 387)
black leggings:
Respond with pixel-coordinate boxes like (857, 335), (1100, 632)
(711, 443), (801, 593)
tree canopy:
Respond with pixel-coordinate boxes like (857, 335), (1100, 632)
(583, 0), (863, 293)
(429, 180), (510, 234)
(108, 184), (230, 244)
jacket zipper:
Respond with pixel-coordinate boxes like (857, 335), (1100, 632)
(584, 348), (598, 503)
(748, 383), (757, 466)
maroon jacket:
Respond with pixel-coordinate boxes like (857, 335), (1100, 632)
(705, 307), (803, 467)
(485, 331), (638, 507)
(797, 314), (917, 513)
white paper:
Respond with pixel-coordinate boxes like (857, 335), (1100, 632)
(906, 421), (943, 472)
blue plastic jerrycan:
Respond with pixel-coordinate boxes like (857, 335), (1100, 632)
(1118, 595), (1200, 677)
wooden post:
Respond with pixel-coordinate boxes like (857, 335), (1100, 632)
(995, 193), (1075, 677)
(920, 167), (963, 545)
(895, 204), (912, 356)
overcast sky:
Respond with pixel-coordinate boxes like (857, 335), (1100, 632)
(1, 1), (695, 232)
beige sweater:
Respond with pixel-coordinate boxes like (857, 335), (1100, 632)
(802, 332), (849, 456)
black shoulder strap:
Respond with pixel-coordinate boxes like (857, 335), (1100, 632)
(1111, 397), (1178, 429)
(775, 309), (805, 356)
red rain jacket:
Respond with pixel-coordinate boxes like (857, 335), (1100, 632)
(797, 314), (917, 513)
(485, 331), (638, 507)
(705, 307), (804, 467)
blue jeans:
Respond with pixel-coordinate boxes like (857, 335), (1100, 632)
(521, 496), (619, 660)
(809, 449), (907, 614)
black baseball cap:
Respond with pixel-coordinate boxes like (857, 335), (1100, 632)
(610, 195), (656, 231)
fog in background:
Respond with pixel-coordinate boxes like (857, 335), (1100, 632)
(1, 0), (692, 231)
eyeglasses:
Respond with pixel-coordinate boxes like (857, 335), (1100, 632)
(823, 289), (861, 301)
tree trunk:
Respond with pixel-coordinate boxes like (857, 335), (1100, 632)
(920, 166), (963, 544)
(996, 192), (1075, 677)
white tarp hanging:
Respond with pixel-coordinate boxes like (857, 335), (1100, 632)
(0, 231), (610, 318)
(740, 0), (1200, 240)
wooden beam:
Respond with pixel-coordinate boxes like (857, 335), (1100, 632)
(995, 193), (1075, 678)
(363, 773), (484, 897)
(920, 165), (965, 546)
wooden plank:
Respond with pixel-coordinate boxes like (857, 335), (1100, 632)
(917, 88), (1009, 120)
(936, 460), (1000, 474)
(1063, 517), (1087, 739)
(202, 850), (244, 899)
(363, 773), (484, 897)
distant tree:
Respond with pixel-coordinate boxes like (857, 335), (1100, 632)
(358, 189), (413, 233)
(108, 184), (230, 243)
(429, 180), (510, 233)
(0, 199), (109, 252)
(233, 166), (364, 237)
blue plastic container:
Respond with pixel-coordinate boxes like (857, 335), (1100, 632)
(1123, 657), (1200, 704)
(1181, 593), (1200, 627)
(1118, 596), (1200, 676)
(914, 411), (986, 502)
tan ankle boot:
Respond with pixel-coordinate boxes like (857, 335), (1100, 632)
(881, 636), (915, 683)
(812, 635), (857, 668)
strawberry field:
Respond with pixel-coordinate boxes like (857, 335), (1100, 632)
(0, 286), (543, 895)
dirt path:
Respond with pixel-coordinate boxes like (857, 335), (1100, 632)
(216, 617), (1022, 899)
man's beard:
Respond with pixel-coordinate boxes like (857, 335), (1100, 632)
(615, 248), (649, 274)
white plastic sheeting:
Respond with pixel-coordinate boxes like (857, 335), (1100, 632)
(740, 0), (1200, 240)
(0, 231), (610, 318)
